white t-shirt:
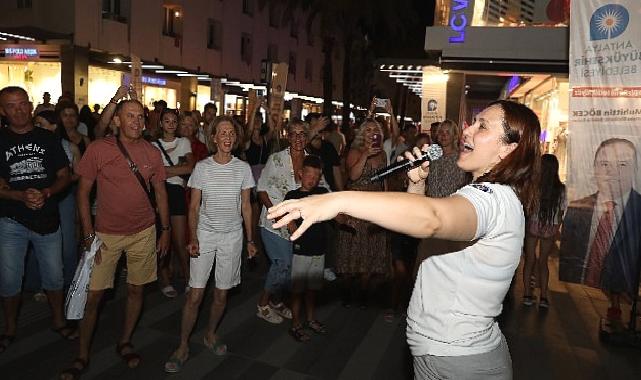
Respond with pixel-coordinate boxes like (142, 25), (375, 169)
(406, 182), (524, 357)
(77, 122), (88, 137)
(383, 138), (407, 165)
(154, 137), (192, 187)
(187, 156), (255, 233)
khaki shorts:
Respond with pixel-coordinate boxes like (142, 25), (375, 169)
(91, 225), (157, 290)
(291, 254), (324, 293)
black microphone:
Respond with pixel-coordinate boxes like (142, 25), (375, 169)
(370, 144), (443, 182)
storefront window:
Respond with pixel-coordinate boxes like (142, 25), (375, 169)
(88, 66), (122, 108)
(0, 61), (61, 105)
(524, 77), (569, 181)
(196, 84), (213, 113)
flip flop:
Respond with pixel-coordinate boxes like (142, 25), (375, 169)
(203, 336), (227, 356)
(116, 342), (141, 368)
(160, 285), (178, 298)
(164, 354), (188, 373)
(59, 358), (88, 380)
(0, 334), (15, 354)
(52, 326), (79, 341)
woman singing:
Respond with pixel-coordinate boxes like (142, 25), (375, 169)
(267, 101), (541, 379)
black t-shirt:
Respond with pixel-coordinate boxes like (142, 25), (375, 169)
(284, 187), (330, 256)
(245, 138), (271, 166)
(308, 141), (340, 191)
(0, 127), (69, 233)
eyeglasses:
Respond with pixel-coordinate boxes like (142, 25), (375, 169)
(289, 132), (307, 140)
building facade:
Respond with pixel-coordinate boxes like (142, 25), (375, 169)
(0, 0), (344, 118)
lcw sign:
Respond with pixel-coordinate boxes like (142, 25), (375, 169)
(448, 0), (469, 44)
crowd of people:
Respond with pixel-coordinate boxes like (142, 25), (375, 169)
(0, 83), (588, 379)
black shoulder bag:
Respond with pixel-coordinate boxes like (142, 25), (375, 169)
(155, 140), (190, 183)
(115, 138), (156, 210)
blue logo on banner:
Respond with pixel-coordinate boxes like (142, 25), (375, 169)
(590, 4), (629, 41)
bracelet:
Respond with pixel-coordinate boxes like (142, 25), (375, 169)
(83, 233), (95, 241)
(160, 225), (171, 231)
(109, 98), (118, 105)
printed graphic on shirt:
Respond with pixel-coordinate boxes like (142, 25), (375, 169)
(6, 143), (47, 182)
(469, 183), (493, 194)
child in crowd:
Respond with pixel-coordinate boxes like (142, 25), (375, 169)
(284, 155), (330, 342)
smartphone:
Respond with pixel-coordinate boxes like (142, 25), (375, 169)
(372, 133), (382, 148)
(375, 98), (389, 109)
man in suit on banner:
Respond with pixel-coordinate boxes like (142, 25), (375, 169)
(559, 138), (641, 321)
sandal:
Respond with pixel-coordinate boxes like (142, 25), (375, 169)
(289, 325), (311, 342)
(306, 320), (327, 334)
(522, 296), (534, 306)
(383, 309), (395, 323)
(59, 358), (88, 380)
(160, 285), (178, 298)
(164, 353), (188, 373)
(539, 298), (549, 309)
(0, 334), (15, 354)
(52, 326), (79, 341)
(116, 342), (141, 368)
(203, 336), (227, 356)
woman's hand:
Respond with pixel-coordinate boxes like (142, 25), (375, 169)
(365, 143), (382, 158)
(187, 239), (200, 258)
(404, 145), (431, 184)
(268, 193), (340, 240)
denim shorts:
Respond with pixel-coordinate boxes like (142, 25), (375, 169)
(0, 217), (63, 297)
(260, 228), (292, 294)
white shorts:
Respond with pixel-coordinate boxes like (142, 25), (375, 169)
(189, 229), (243, 290)
(291, 254), (325, 292)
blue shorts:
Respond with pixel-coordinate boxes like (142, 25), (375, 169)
(260, 228), (292, 294)
(0, 217), (63, 297)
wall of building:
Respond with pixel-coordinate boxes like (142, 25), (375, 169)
(0, 0), (75, 35)
(70, 0), (338, 99)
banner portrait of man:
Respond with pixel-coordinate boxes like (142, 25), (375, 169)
(559, 138), (641, 300)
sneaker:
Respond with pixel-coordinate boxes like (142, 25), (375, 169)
(522, 296), (534, 306)
(539, 298), (549, 308)
(323, 268), (337, 282)
(269, 302), (293, 319)
(257, 305), (284, 324)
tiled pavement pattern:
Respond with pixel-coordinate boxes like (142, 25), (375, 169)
(1, 250), (640, 380)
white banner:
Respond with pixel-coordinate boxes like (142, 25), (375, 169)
(559, 0), (641, 299)
(421, 66), (447, 132)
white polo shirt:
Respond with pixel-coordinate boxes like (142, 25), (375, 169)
(406, 182), (524, 357)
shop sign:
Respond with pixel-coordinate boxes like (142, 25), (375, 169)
(448, 0), (469, 44)
(142, 76), (167, 86)
(4, 47), (39, 60)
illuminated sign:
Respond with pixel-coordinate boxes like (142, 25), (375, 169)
(4, 47), (39, 59)
(123, 74), (167, 87)
(142, 76), (167, 86)
(449, 0), (469, 44)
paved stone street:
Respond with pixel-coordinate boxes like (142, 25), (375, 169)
(1, 250), (640, 380)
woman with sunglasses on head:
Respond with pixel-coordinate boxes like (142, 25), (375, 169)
(268, 101), (541, 379)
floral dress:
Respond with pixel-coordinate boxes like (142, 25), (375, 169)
(336, 155), (390, 275)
